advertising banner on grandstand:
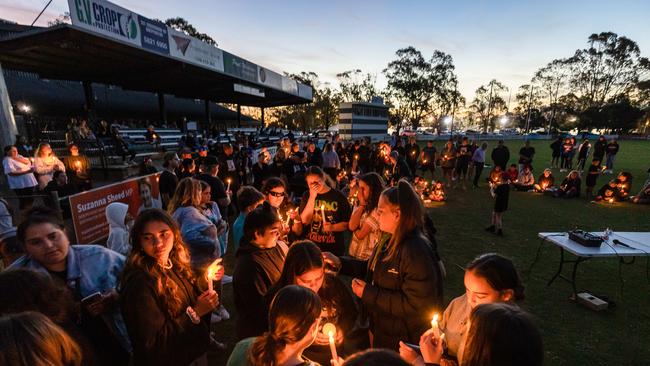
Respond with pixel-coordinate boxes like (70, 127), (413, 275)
(138, 16), (170, 55)
(257, 67), (283, 91)
(69, 173), (161, 243)
(68, 0), (142, 47)
(168, 28), (224, 72)
(223, 52), (258, 83)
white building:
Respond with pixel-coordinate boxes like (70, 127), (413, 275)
(338, 98), (389, 141)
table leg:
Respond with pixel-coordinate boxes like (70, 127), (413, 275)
(569, 257), (586, 296)
(528, 238), (546, 273)
(547, 247), (565, 287)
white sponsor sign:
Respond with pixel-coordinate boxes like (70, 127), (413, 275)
(68, 0), (141, 47)
(168, 28), (224, 72)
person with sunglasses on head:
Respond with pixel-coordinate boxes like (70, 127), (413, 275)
(233, 202), (288, 340)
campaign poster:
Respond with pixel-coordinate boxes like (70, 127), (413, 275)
(69, 173), (161, 243)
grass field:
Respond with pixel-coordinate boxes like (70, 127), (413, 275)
(211, 139), (650, 366)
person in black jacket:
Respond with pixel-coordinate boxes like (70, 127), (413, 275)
(120, 209), (219, 366)
(490, 140), (510, 170)
(265, 241), (365, 365)
(324, 180), (443, 351)
(550, 137), (562, 168)
(592, 135), (607, 164)
(232, 202), (287, 340)
(388, 151), (412, 185)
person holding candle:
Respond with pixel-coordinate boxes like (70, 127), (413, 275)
(555, 170), (581, 199)
(418, 303), (542, 366)
(405, 136), (420, 176)
(348, 172), (385, 260)
(615, 172), (633, 200)
(3, 145), (38, 210)
(300, 167), (351, 257)
(513, 165), (535, 192)
(420, 140), (438, 179)
(120, 208), (218, 366)
(400, 253), (525, 366)
(534, 168), (555, 193)
(10, 207), (131, 365)
(455, 137), (472, 189)
(197, 155), (231, 220)
(594, 179), (621, 202)
(233, 202), (288, 340)
(388, 151), (413, 186)
(33, 142), (66, 190)
(323, 180), (443, 350)
(219, 143), (242, 208)
(265, 241), (364, 364)
(584, 159), (601, 200)
(439, 141), (456, 188)
(486, 173), (510, 236)
(227, 285), (322, 366)
(63, 143), (92, 191)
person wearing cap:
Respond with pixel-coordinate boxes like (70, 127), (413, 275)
(197, 155), (231, 218)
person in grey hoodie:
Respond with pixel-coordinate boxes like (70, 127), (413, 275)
(105, 202), (133, 256)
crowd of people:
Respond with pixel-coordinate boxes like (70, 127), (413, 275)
(1, 129), (649, 366)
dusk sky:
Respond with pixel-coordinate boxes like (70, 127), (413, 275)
(2, 0), (649, 100)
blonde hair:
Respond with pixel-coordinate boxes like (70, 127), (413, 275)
(167, 177), (203, 214)
(0, 311), (82, 366)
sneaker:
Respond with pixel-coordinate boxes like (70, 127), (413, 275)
(217, 305), (230, 321)
(210, 313), (222, 324)
(485, 225), (495, 233)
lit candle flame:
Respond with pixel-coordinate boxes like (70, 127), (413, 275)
(322, 323), (338, 360)
(206, 258), (222, 292)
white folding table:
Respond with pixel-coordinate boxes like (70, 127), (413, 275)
(531, 232), (650, 296)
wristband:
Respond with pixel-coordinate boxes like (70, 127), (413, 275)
(186, 306), (201, 324)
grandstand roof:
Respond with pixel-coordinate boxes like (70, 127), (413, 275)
(0, 24), (311, 108)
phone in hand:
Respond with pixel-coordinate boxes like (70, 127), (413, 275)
(81, 292), (103, 308)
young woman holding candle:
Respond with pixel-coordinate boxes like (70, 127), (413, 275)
(233, 202), (288, 340)
(265, 241), (364, 364)
(10, 207), (131, 365)
(120, 209), (219, 366)
(534, 168), (554, 193)
(418, 303), (543, 366)
(399, 253), (524, 366)
(227, 285), (322, 366)
(33, 142), (66, 190)
(347, 172), (385, 260)
(439, 141), (456, 188)
(323, 180), (443, 350)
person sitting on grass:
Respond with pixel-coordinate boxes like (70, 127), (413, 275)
(594, 180), (620, 202)
(615, 172), (633, 200)
(486, 173), (509, 236)
(505, 164), (518, 183)
(430, 181), (446, 202)
(400, 253), (525, 366)
(513, 165), (535, 191)
(534, 168), (554, 192)
(631, 177), (650, 204)
(585, 159), (602, 200)
(487, 166), (502, 186)
(555, 170), (581, 199)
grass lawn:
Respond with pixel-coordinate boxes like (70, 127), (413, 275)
(211, 139), (650, 366)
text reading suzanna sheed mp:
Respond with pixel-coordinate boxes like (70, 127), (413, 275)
(69, 174), (161, 243)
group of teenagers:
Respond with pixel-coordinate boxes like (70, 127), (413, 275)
(0, 132), (549, 366)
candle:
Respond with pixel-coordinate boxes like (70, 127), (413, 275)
(226, 178), (231, 192)
(206, 258), (222, 292)
(285, 210), (292, 226)
(354, 154), (359, 160)
(431, 313), (440, 337)
(75, 161), (82, 170)
(423, 158), (428, 164)
(320, 204), (326, 225)
(608, 198), (614, 203)
(322, 323), (338, 361)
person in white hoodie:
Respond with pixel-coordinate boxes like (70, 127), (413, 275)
(105, 202), (133, 255)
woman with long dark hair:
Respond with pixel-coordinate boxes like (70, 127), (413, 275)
(265, 241), (363, 364)
(347, 172), (385, 260)
(233, 202), (287, 340)
(120, 209), (218, 366)
(324, 180), (443, 350)
(227, 285), (322, 366)
(10, 207), (130, 365)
